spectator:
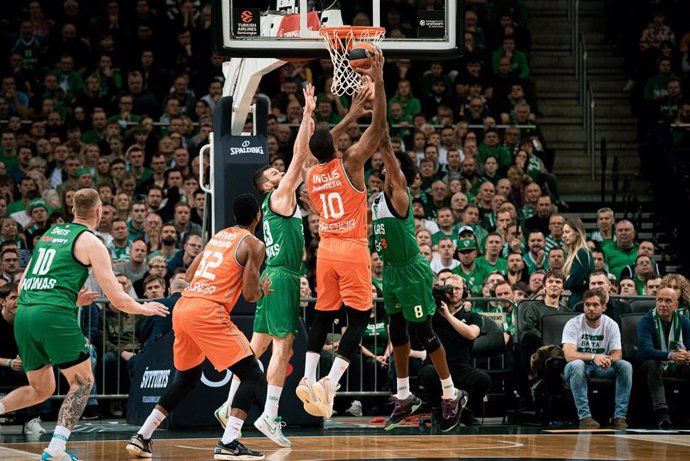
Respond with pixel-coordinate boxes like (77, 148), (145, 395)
(493, 280), (517, 344)
(518, 269), (567, 403)
(506, 250), (529, 285)
(547, 247), (565, 272)
(589, 207), (615, 243)
(431, 237), (460, 274)
(644, 274), (663, 297)
(108, 218), (131, 263)
(561, 289), (632, 429)
(1, 248), (20, 283)
(115, 239), (149, 289)
(0, 282), (47, 433)
(585, 270), (632, 326)
(476, 232), (507, 276)
(523, 195), (553, 237)
(492, 35), (529, 80)
(562, 217), (594, 309)
(453, 237), (484, 296)
(523, 230), (547, 275)
(636, 287), (690, 428)
(659, 273), (690, 314)
(167, 233), (202, 274)
(601, 220), (639, 280)
(544, 214), (565, 255)
(102, 273), (141, 416)
(168, 201), (201, 244)
(619, 277), (638, 297)
(419, 274), (490, 426)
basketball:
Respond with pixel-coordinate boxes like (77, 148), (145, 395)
(347, 42), (381, 72)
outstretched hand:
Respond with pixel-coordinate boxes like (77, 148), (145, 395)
(76, 287), (99, 307)
(140, 302), (169, 317)
(303, 83), (317, 114)
(360, 50), (385, 81)
(349, 84), (373, 119)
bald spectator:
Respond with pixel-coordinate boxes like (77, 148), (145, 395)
(637, 287), (690, 428)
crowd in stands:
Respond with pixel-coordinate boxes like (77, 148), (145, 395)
(0, 0), (688, 431)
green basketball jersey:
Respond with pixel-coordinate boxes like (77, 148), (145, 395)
(372, 189), (419, 265)
(18, 223), (90, 310)
(261, 192), (304, 271)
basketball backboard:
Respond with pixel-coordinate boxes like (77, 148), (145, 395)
(212, 0), (463, 60)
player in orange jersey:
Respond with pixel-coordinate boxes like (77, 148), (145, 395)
(126, 194), (271, 461)
(297, 52), (387, 419)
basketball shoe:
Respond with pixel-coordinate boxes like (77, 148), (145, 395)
(312, 377), (339, 419)
(214, 439), (264, 460)
(253, 413), (291, 447)
(295, 377), (322, 417)
(439, 389), (468, 432)
(126, 433), (153, 458)
(384, 394), (422, 430)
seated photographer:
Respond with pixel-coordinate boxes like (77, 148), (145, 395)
(419, 274), (490, 426)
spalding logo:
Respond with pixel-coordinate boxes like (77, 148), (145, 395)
(229, 139), (264, 156)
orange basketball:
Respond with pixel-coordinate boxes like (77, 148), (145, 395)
(347, 42), (381, 72)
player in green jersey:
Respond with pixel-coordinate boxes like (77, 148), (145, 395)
(0, 189), (168, 461)
(372, 133), (467, 432)
(214, 84), (316, 447)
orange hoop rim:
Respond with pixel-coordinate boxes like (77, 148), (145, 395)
(320, 26), (386, 40)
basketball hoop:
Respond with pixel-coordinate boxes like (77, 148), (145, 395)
(320, 26), (386, 96)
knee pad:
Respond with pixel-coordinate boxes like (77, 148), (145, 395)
(230, 356), (266, 413)
(388, 313), (410, 347)
(158, 365), (202, 412)
(307, 310), (339, 353)
(337, 306), (371, 361)
(410, 317), (441, 354)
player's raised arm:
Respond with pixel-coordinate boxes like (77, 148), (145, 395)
(239, 236), (270, 303)
(380, 132), (406, 192)
(275, 84), (317, 206)
(345, 52), (387, 167)
(78, 232), (168, 317)
(329, 83), (372, 145)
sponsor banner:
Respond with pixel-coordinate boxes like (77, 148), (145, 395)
(127, 317), (319, 428)
(233, 8), (260, 37)
(418, 10), (446, 39)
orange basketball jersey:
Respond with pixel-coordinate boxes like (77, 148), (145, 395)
(307, 158), (367, 242)
(182, 227), (251, 313)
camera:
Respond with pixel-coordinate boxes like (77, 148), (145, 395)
(432, 284), (454, 308)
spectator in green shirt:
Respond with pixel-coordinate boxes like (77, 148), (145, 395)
(492, 35), (529, 80)
(601, 220), (639, 280)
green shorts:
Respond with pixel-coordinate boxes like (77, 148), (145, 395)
(14, 304), (89, 372)
(253, 267), (301, 338)
(383, 255), (436, 322)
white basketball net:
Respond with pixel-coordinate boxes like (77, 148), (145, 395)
(320, 27), (386, 96)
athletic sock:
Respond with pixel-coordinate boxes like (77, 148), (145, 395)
(47, 425), (71, 453)
(304, 351), (320, 384)
(441, 376), (456, 400)
(227, 376), (241, 406)
(264, 385), (282, 419)
(326, 357), (349, 386)
(0, 402), (5, 415)
(221, 416), (244, 445)
(396, 377), (411, 400)
(138, 409), (166, 439)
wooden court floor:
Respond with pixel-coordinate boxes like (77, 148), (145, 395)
(3, 425), (690, 460)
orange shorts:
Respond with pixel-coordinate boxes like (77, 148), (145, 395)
(172, 297), (253, 372)
(315, 239), (372, 311)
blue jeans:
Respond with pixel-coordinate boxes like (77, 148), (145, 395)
(562, 359), (633, 420)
